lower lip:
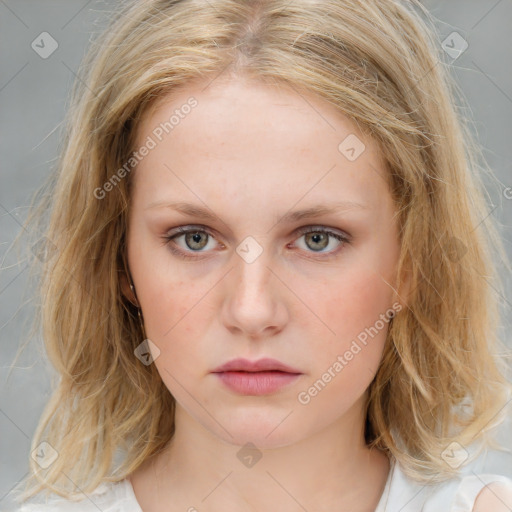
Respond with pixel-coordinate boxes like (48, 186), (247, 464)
(214, 371), (301, 395)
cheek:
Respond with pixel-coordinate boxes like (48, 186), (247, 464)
(298, 271), (392, 411)
(137, 266), (218, 376)
(315, 262), (394, 332)
(143, 279), (201, 339)
(301, 260), (394, 374)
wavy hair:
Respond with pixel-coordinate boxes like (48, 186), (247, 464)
(10, 0), (511, 503)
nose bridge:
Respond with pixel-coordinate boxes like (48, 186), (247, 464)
(233, 239), (274, 300)
(220, 236), (287, 335)
(218, 222), (296, 336)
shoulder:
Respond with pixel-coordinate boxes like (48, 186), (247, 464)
(472, 479), (512, 512)
(424, 472), (512, 512)
(382, 459), (512, 512)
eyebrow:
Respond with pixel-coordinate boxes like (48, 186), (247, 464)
(145, 200), (369, 224)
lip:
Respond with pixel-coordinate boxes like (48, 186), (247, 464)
(212, 357), (301, 373)
(211, 358), (302, 396)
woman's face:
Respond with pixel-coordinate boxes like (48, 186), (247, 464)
(124, 77), (403, 448)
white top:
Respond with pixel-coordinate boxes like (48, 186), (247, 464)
(16, 459), (512, 512)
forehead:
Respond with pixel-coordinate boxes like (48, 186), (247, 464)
(132, 77), (390, 210)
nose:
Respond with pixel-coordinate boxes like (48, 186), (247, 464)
(220, 248), (289, 339)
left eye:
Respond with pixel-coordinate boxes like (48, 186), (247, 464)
(293, 227), (349, 254)
(163, 225), (350, 260)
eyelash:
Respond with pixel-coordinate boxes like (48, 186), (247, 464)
(162, 225), (351, 261)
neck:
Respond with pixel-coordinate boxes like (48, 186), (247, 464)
(139, 400), (390, 512)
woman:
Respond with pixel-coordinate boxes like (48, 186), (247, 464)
(12, 0), (512, 510)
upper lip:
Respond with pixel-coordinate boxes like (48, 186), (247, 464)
(212, 357), (302, 374)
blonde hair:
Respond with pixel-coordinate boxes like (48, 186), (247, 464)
(10, 0), (512, 503)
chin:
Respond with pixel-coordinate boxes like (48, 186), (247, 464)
(208, 414), (308, 450)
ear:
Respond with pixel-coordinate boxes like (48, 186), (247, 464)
(119, 271), (139, 307)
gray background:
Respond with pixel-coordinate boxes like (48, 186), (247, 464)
(1, 0), (511, 510)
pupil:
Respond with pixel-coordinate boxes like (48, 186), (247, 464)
(307, 232), (328, 251)
(185, 231), (207, 250)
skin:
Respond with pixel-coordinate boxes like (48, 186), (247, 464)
(473, 483), (512, 511)
(121, 75), (406, 512)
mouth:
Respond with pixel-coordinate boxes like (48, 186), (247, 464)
(212, 357), (302, 374)
(215, 369), (301, 376)
(213, 371), (302, 395)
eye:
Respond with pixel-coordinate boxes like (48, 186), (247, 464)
(163, 226), (220, 260)
(291, 226), (350, 258)
(162, 225), (350, 260)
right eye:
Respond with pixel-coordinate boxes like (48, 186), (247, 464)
(163, 226), (221, 260)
